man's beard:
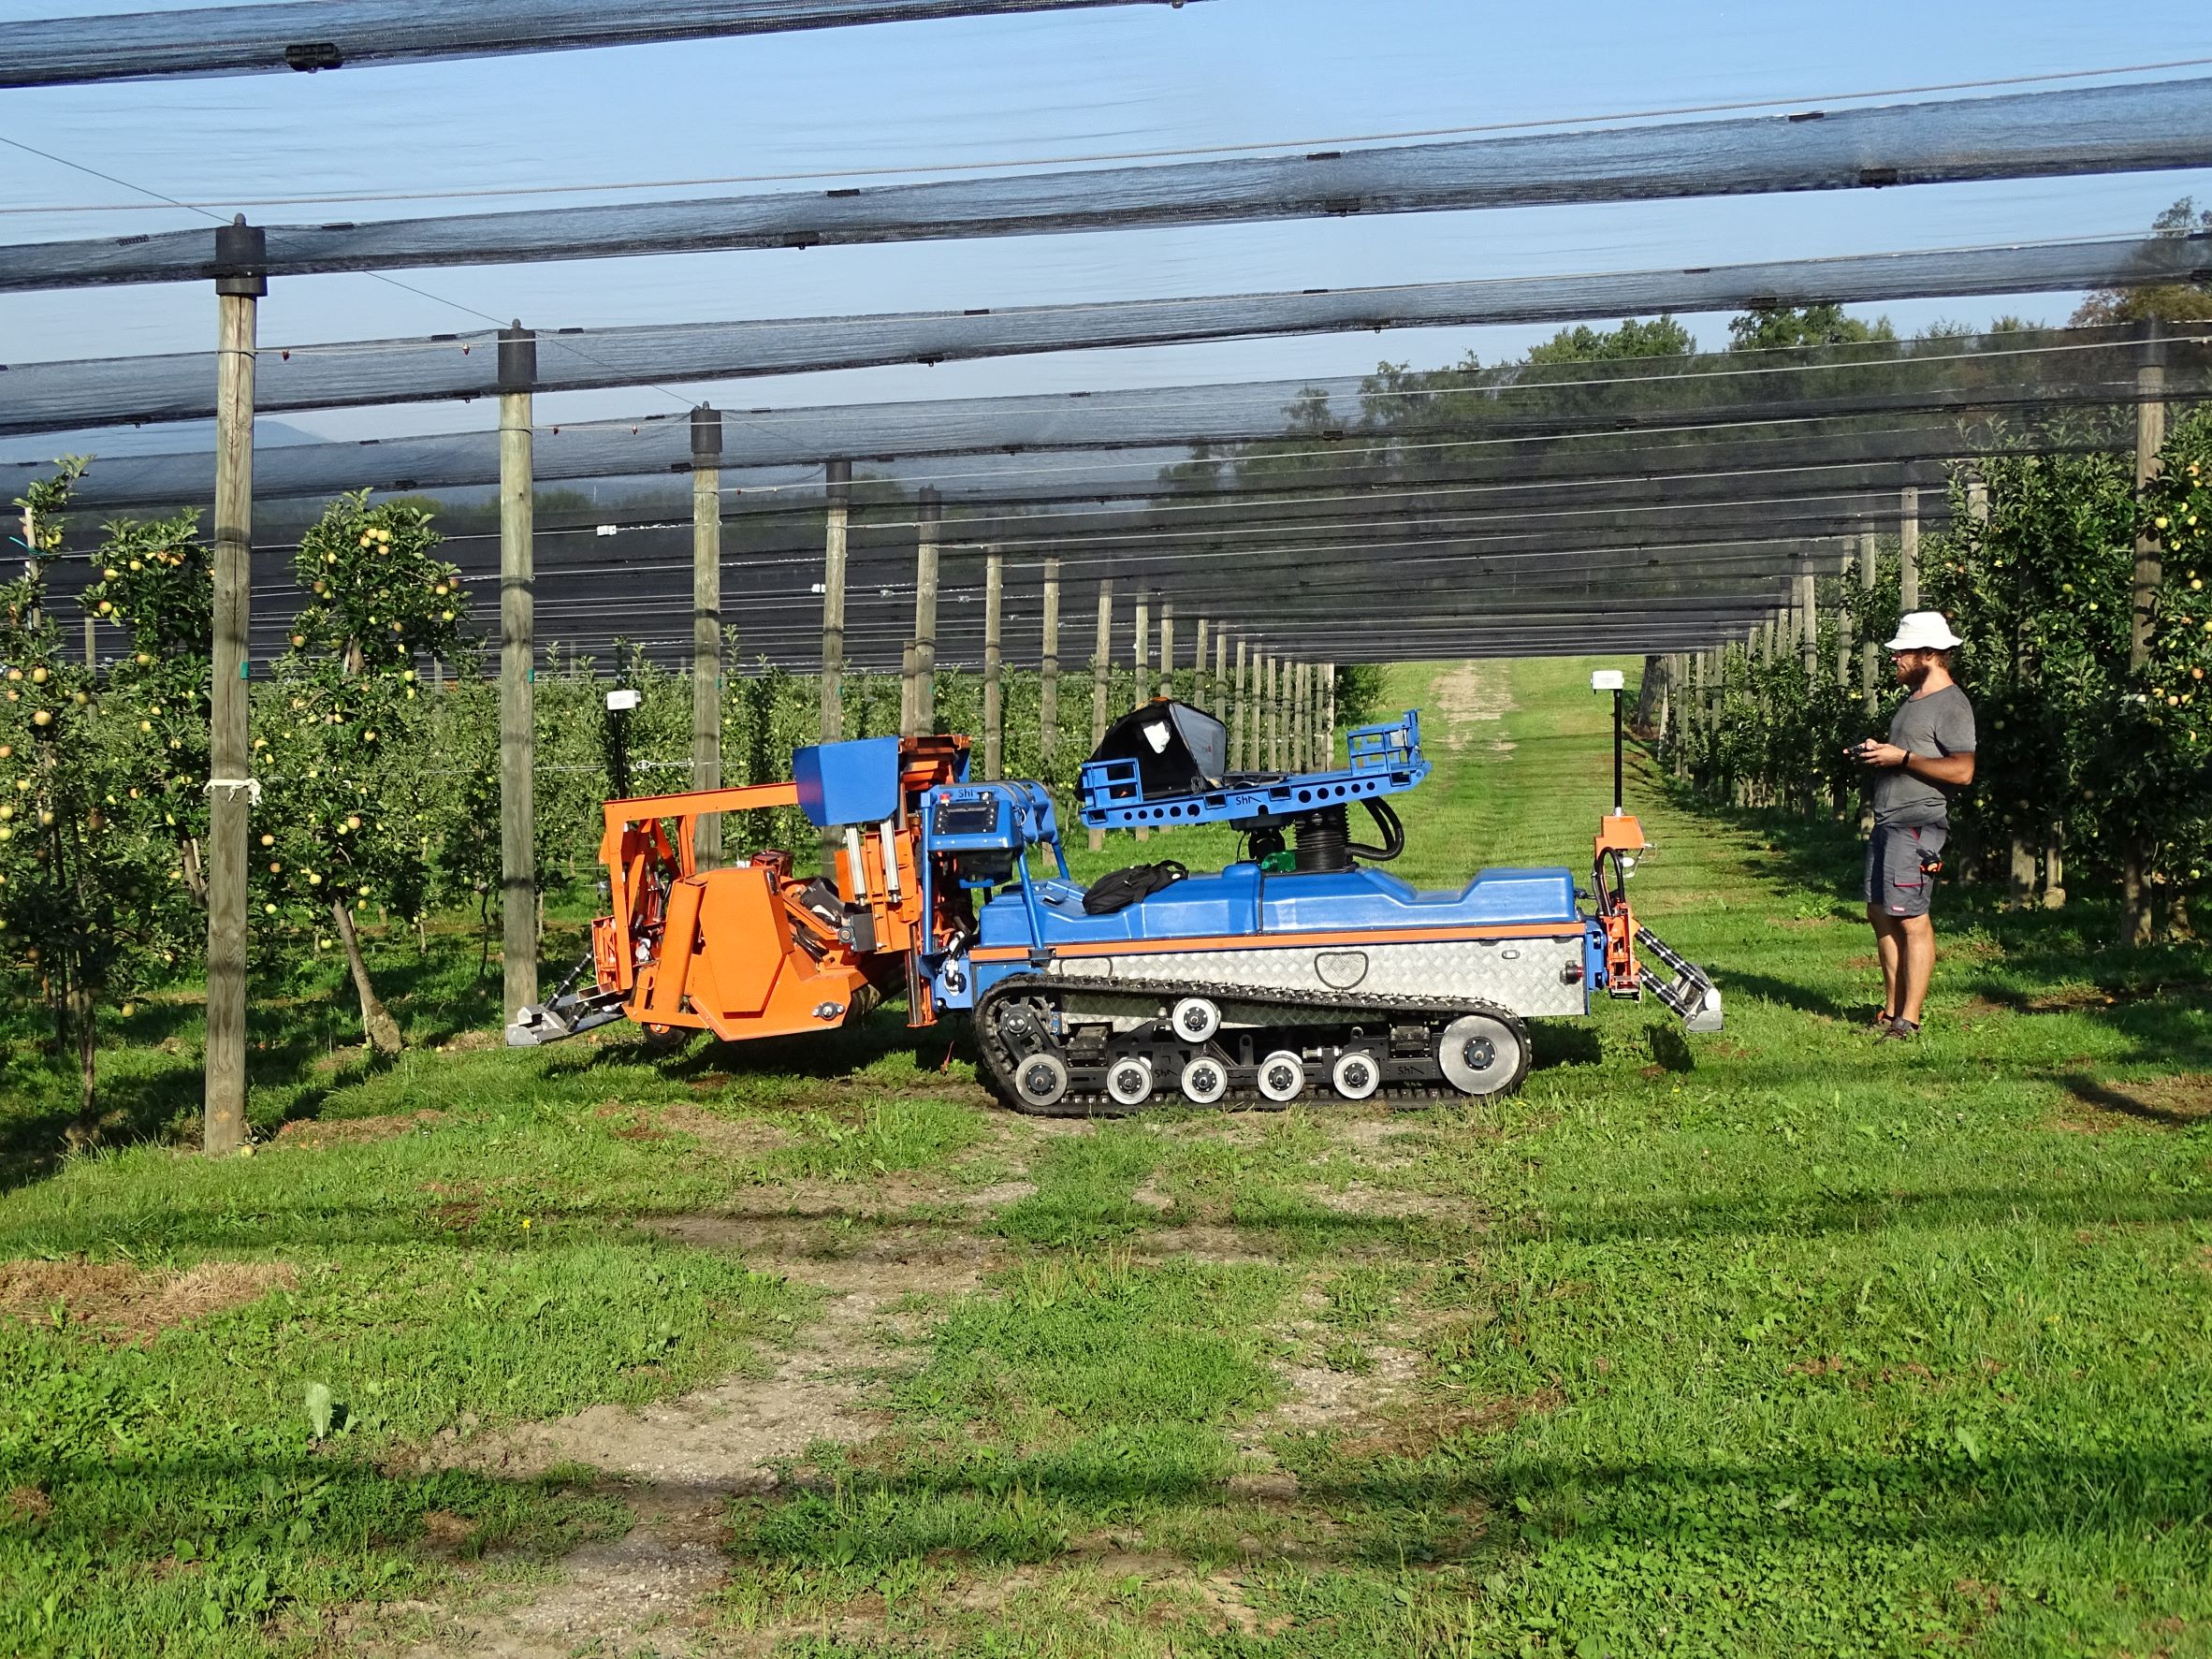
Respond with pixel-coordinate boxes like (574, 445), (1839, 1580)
(1901, 657), (1931, 690)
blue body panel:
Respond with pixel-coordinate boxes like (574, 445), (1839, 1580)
(983, 865), (1579, 945)
(936, 864), (1589, 1010)
(793, 735), (903, 828)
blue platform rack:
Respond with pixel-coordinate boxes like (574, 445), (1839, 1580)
(1076, 710), (1432, 833)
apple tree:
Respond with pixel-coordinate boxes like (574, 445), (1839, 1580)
(76, 507), (216, 899)
(0, 461), (193, 1120)
(255, 491), (473, 1052)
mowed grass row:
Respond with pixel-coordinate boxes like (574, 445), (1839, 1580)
(0, 657), (2207, 1656)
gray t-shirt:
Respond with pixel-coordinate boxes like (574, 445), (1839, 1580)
(1873, 683), (1976, 827)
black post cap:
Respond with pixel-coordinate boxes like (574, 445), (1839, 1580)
(212, 216), (268, 298)
(691, 404), (722, 462)
(497, 322), (536, 394)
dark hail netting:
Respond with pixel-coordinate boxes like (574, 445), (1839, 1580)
(5, 79), (2211, 289)
(22, 329), (2176, 666)
(22, 446), (2006, 667)
(12, 323), (2204, 511)
(2, 0), (1183, 87)
(8, 240), (2212, 436)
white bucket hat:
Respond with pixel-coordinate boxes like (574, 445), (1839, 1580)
(1885, 611), (1962, 652)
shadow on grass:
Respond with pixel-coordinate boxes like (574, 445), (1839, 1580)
(11, 1435), (2205, 1596)
(1711, 968), (1861, 1023)
(20, 1164), (2209, 1259)
(1645, 1020), (1695, 1073)
(2057, 1071), (2212, 1131)
(548, 1007), (973, 1090)
(721, 1442), (2212, 1569)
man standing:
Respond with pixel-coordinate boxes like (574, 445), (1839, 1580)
(1849, 612), (1976, 1041)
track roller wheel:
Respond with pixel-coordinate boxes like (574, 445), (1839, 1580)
(1105, 1055), (1156, 1108)
(1180, 1055), (1230, 1104)
(1436, 1011), (1527, 1099)
(1171, 997), (1221, 1043)
(1331, 1049), (1381, 1100)
(1256, 1049), (1306, 1103)
(1013, 1053), (1070, 1110)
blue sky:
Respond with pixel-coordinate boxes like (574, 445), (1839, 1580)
(6, 0), (2212, 455)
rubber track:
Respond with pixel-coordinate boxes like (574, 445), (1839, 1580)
(975, 973), (1528, 1117)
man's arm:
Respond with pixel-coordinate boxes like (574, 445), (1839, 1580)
(1860, 743), (1974, 785)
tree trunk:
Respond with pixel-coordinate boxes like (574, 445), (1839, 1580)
(68, 979), (97, 1126)
(2008, 836), (2037, 910)
(1632, 654), (1670, 733)
(2121, 843), (2154, 947)
(182, 835), (208, 904)
(2042, 824), (2067, 910)
(331, 899), (402, 1054)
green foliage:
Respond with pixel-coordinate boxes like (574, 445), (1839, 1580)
(1525, 314), (1695, 363)
(0, 462), (196, 1113)
(76, 511), (216, 884)
(258, 497), (473, 955)
(2072, 196), (2212, 326)
(288, 492), (469, 673)
(1672, 408), (2212, 921)
(1726, 301), (1897, 351)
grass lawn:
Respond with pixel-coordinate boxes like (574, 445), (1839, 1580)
(2, 656), (2208, 1657)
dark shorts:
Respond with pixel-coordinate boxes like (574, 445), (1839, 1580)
(1865, 822), (1946, 919)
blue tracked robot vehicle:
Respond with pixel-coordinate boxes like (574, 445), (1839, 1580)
(512, 699), (1723, 1113)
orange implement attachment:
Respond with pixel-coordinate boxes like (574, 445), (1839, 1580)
(1593, 812), (1649, 995)
(589, 735), (969, 1043)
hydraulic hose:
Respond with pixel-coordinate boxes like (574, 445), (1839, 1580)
(1345, 796), (1404, 863)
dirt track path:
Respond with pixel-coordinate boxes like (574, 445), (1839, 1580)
(392, 1262), (948, 1658)
(1426, 662), (1514, 749)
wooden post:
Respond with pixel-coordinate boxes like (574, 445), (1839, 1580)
(203, 217), (262, 1157)
(1088, 578), (1112, 852)
(912, 487), (940, 733)
(1835, 539), (1854, 691)
(1213, 629), (1228, 723)
(1858, 531), (1880, 712)
(1899, 487), (1920, 614)
(2132, 351), (2168, 671)
(899, 641), (919, 737)
(1319, 661), (1335, 767)
(1233, 638), (1248, 771)
(1797, 560), (1818, 680)
(819, 459), (850, 743)
(1677, 652), (1695, 778)
(82, 615), (95, 669)
(1273, 654), (1291, 774)
(497, 321), (538, 1031)
(1255, 655), (1267, 769)
(1132, 592), (1150, 710)
(1132, 594), (1151, 837)
(1291, 662), (1307, 771)
(2124, 335), (2167, 943)
(1039, 555), (1061, 764)
(982, 544), (1004, 780)
(1158, 601), (1175, 702)
(1193, 615), (1208, 713)
(691, 405), (723, 867)
(1305, 662), (1318, 768)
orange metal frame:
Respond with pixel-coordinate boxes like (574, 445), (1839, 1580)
(1593, 811), (1648, 992)
(589, 736), (969, 1043)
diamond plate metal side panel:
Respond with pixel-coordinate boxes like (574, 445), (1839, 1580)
(1044, 937), (1585, 1017)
